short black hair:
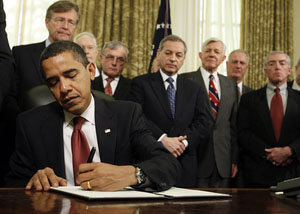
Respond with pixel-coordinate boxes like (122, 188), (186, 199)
(40, 40), (89, 78)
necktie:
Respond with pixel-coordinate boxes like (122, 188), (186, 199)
(270, 88), (284, 142)
(166, 77), (176, 118)
(71, 117), (90, 185)
(237, 85), (241, 104)
(104, 77), (114, 96)
(209, 75), (219, 117)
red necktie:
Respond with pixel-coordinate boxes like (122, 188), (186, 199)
(209, 75), (220, 117)
(71, 117), (90, 185)
(270, 88), (283, 142)
(104, 77), (114, 96)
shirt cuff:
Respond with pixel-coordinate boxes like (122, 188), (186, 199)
(182, 139), (188, 147)
(158, 133), (167, 142)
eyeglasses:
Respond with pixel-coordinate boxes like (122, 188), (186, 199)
(53, 17), (77, 28)
(103, 54), (126, 64)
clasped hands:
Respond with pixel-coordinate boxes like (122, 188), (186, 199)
(265, 146), (293, 166)
(160, 135), (187, 158)
(26, 163), (138, 191)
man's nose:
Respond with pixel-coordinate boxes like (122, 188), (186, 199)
(60, 80), (71, 93)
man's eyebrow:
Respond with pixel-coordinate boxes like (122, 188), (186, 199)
(63, 68), (78, 75)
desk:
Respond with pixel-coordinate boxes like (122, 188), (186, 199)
(0, 188), (299, 213)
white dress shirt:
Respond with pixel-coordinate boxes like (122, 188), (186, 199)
(101, 71), (120, 95)
(238, 82), (243, 94)
(266, 83), (288, 114)
(63, 95), (101, 186)
(200, 68), (222, 98)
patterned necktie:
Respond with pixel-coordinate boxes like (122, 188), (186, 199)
(270, 88), (283, 142)
(166, 77), (176, 118)
(209, 75), (219, 117)
(71, 117), (90, 185)
(104, 77), (114, 96)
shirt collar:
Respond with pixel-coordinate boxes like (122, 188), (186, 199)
(201, 67), (219, 81)
(159, 69), (178, 82)
(267, 82), (287, 92)
(64, 94), (95, 127)
(45, 38), (51, 47)
(101, 70), (120, 81)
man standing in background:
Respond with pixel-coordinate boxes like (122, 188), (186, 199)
(130, 35), (208, 187)
(74, 32), (100, 78)
(91, 41), (131, 100)
(238, 51), (300, 187)
(12, 0), (79, 110)
(181, 38), (238, 188)
(226, 49), (252, 98)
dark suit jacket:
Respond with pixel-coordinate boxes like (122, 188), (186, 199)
(7, 97), (181, 191)
(238, 86), (300, 186)
(12, 41), (46, 109)
(129, 72), (208, 187)
(181, 67), (238, 179)
(92, 72), (132, 100)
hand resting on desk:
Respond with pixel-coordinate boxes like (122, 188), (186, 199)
(26, 167), (67, 191)
(76, 162), (138, 191)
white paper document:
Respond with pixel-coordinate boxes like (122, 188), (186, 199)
(50, 186), (231, 200)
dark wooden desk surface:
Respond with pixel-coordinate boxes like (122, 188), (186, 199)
(0, 188), (300, 213)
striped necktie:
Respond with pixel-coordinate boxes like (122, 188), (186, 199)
(209, 75), (219, 117)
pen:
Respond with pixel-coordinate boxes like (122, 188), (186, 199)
(87, 147), (96, 163)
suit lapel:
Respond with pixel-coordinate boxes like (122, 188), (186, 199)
(150, 72), (173, 119)
(114, 75), (128, 99)
(41, 103), (66, 178)
(94, 98), (117, 164)
(197, 68), (215, 120)
(279, 88), (298, 144)
(175, 76), (184, 118)
(256, 87), (277, 143)
(217, 75), (233, 121)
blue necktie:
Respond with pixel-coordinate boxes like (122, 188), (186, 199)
(166, 77), (176, 118)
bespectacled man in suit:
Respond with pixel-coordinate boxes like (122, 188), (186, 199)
(6, 41), (181, 192)
(91, 41), (132, 100)
(12, 0), (80, 111)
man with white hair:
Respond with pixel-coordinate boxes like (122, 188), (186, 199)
(181, 37), (238, 188)
(74, 32), (100, 77)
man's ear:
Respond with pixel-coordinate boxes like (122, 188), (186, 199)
(87, 62), (96, 80)
(45, 18), (50, 30)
